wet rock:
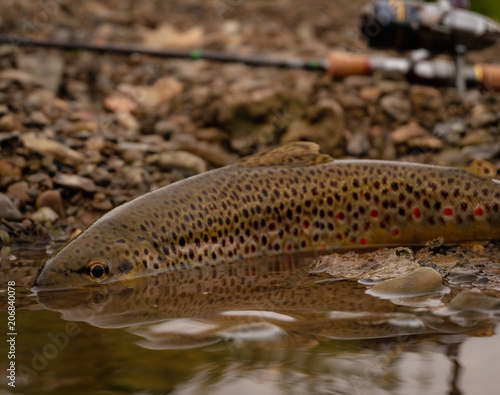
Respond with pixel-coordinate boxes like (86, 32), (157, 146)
(380, 94), (411, 122)
(406, 135), (444, 150)
(7, 181), (31, 203)
(53, 174), (96, 193)
(37, 190), (65, 218)
(31, 207), (59, 224)
(89, 167), (112, 186)
(367, 267), (447, 297)
(314, 247), (419, 281)
(448, 290), (500, 311)
(0, 193), (22, 221)
(21, 133), (84, 166)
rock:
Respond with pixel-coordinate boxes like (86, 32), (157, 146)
(53, 174), (96, 193)
(409, 85), (441, 110)
(0, 193), (22, 221)
(461, 129), (495, 146)
(16, 53), (65, 91)
(406, 135), (444, 150)
(0, 159), (22, 183)
(21, 133), (84, 166)
(314, 248), (419, 281)
(31, 207), (59, 224)
(154, 119), (182, 137)
(366, 267), (447, 297)
(432, 119), (466, 145)
(36, 190), (65, 218)
(462, 142), (500, 161)
(7, 181), (31, 203)
(91, 200), (114, 211)
(346, 131), (370, 156)
(281, 99), (345, 154)
(468, 104), (498, 128)
(89, 167), (112, 186)
(391, 122), (428, 144)
(448, 290), (500, 311)
(29, 111), (50, 125)
(141, 23), (204, 48)
(380, 94), (411, 122)
(158, 151), (207, 174)
(0, 114), (18, 131)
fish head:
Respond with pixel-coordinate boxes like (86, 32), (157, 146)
(33, 224), (146, 289)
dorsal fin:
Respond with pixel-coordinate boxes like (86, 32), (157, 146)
(464, 160), (497, 180)
(235, 142), (333, 168)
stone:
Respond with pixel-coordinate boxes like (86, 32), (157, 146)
(16, 53), (65, 91)
(53, 174), (96, 193)
(36, 190), (65, 218)
(158, 151), (207, 174)
(0, 193), (22, 221)
(391, 122), (428, 144)
(346, 131), (370, 156)
(21, 133), (84, 166)
(7, 181), (31, 203)
(367, 267), (447, 297)
(380, 94), (411, 122)
(432, 119), (466, 145)
(31, 207), (59, 224)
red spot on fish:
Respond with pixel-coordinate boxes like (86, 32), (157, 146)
(336, 212), (345, 220)
(443, 208), (453, 216)
(286, 244), (292, 251)
(360, 238), (367, 245)
(370, 209), (379, 218)
(475, 207), (484, 216)
(392, 229), (399, 236)
(269, 223), (276, 231)
(413, 208), (421, 219)
(320, 244), (326, 250)
(302, 220), (310, 229)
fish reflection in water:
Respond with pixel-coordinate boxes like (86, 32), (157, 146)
(36, 256), (492, 350)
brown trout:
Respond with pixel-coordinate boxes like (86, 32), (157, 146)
(34, 142), (500, 289)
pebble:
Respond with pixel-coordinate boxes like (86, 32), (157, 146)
(53, 174), (97, 193)
(367, 267), (447, 297)
(36, 190), (65, 218)
(22, 133), (84, 166)
(0, 193), (22, 221)
(7, 181), (31, 203)
(391, 122), (428, 144)
(432, 119), (466, 145)
(380, 94), (411, 122)
(158, 151), (207, 174)
(31, 207), (59, 224)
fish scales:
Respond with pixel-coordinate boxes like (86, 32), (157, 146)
(34, 142), (500, 288)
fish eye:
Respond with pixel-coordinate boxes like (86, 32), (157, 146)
(87, 259), (109, 280)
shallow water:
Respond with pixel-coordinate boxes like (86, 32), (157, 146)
(2, 248), (500, 394)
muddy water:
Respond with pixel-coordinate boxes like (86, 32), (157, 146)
(2, 247), (500, 395)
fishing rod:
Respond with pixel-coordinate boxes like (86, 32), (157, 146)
(2, 35), (500, 91)
(0, 35), (328, 72)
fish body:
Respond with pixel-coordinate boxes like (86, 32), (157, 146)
(34, 142), (500, 288)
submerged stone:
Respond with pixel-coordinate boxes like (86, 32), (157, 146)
(448, 290), (500, 311)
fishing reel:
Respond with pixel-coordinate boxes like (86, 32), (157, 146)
(360, 0), (500, 91)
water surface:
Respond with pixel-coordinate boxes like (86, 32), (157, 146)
(2, 247), (500, 394)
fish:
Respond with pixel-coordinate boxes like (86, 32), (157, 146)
(33, 142), (500, 289)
